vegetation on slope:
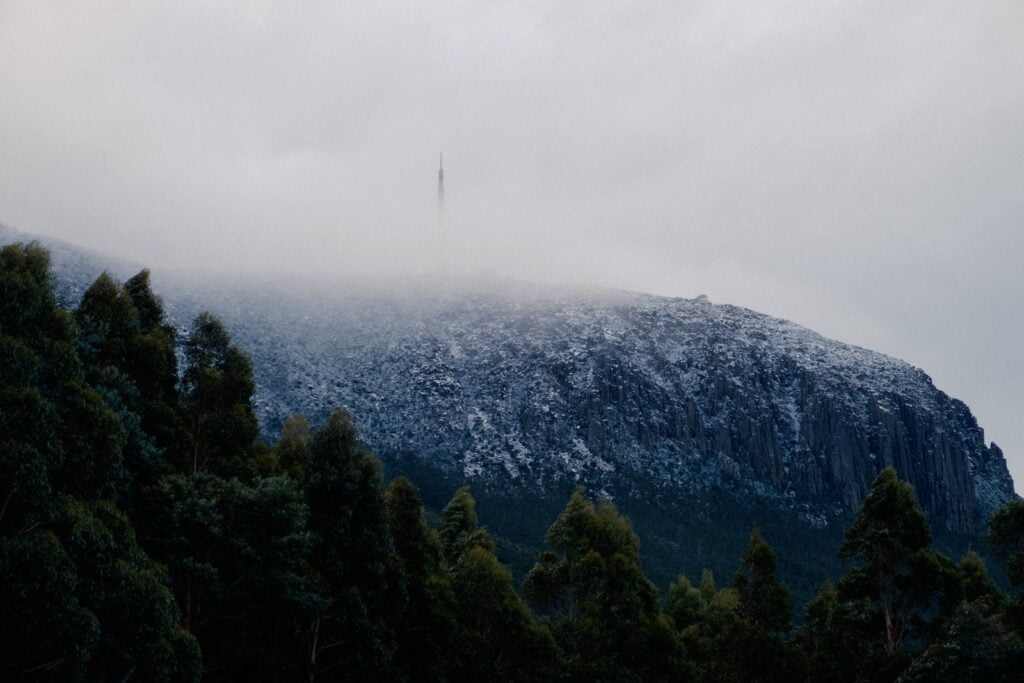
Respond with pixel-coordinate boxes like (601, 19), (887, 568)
(2, 242), (1023, 681)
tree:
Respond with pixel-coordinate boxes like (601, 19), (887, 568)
(180, 312), (258, 477)
(733, 526), (791, 634)
(276, 415), (312, 481)
(987, 500), (1024, 589)
(304, 410), (399, 681)
(442, 487), (558, 681)
(523, 489), (684, 681)
(679, 528), (802, 682)
(834, 466), (949, 679)
(0, 243), (199, 680)
(900, 598), (1024, 681)
(385, 477), (457, 681)
(440, 486), (492, 567)
(957, 550), (1000, 603)
(666, 574), (706, 632)
(987, 499), (1024, 634)
(798, 580), (862, 682)
(74, 271), (181, 505)
(121, 269), (186, 466)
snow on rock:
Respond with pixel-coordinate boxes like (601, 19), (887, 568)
(3, 223), (1014, 534)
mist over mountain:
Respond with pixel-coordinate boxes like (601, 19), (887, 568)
(3, 223), (1014, 593)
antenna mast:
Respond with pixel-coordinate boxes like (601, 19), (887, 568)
(437, 153), (445, 272)
(438, 153), (445, 218)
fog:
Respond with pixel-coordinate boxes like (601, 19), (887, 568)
(1, 2), (1022, 487)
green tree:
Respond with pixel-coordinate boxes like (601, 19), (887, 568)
(833, 466), (950, 679)
(681, 529), (802, 682)
(733, 526), (791, 634)
(987, 500), (1024, 589)
(440, 486), (491, 567)
(0, 243), (199, 680)
(957, 550), (1000, 603)
(900, 597), (1024, 682)
(180, 312), (258, 477)
(666, 574), (706, 632)
(304, 410), (399, 681)
(144, 471), (317, 679)
(385, 477), (457, 681)
(798, 581), (860, 682)
(442, 487), (558, 681)
(276, 415), (312, 480)
(74, 271), (178, 504)
(523, 489), (684, 681)
(987, 499), (1024, 633)
(121, 269), (186, 466)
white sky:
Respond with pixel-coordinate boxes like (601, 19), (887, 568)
(1, 1), (1022, 488)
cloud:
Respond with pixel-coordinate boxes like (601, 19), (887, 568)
(1, 0), (1022, 485)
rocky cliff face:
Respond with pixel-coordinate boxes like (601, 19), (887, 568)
(185, 279), (1012, 536)
(3, 225), (1015, 538)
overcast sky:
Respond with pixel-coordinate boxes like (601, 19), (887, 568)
(2, 1), (1022, 487)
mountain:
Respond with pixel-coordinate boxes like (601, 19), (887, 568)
(2, 224), (1015, 596)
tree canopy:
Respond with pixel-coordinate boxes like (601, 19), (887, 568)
(1, 243), (1021, 681)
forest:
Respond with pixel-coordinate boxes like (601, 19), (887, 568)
(2, 241), (1023, 681)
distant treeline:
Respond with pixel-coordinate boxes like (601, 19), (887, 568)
(2, 241), (1023, 681)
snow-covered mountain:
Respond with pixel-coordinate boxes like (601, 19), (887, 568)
(2, 224), (1014, 553)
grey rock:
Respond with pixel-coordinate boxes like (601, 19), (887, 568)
(2, 223), (1014, 535)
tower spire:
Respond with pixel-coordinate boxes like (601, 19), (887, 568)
(437, 153), (445, 273)
(438, 153), (444, 207)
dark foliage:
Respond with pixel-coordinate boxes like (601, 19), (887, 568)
(1, 243), (1021, 681)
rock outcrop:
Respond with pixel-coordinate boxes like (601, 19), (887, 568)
(2, 224), (1015, 538)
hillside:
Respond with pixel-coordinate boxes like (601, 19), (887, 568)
(3, 223), (1015, 594)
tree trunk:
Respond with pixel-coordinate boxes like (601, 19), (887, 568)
(308, 618), (320, 683)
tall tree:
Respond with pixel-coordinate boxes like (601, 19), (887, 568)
(834, 466), (949, 679)
(523, 489), (683, 681)
(180, 312), (258, 477)
(74, 270), (182, 504)
(681, 528), (802, 682)
(276, 415), (312, 481)
(987, 499), (1024, 633)
(384, 477), (456, 681)
(121, 269), (186, 465)
(304, 410), (399, 681)
(987, 500), (1024, 590)
(442, 487), (558, 681)
(733, 526), (791, 634)
(0, 244), (199, 680)
(666, 574), (706, 632)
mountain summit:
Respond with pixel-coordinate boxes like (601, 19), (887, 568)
(3, 224), (1014, 590)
